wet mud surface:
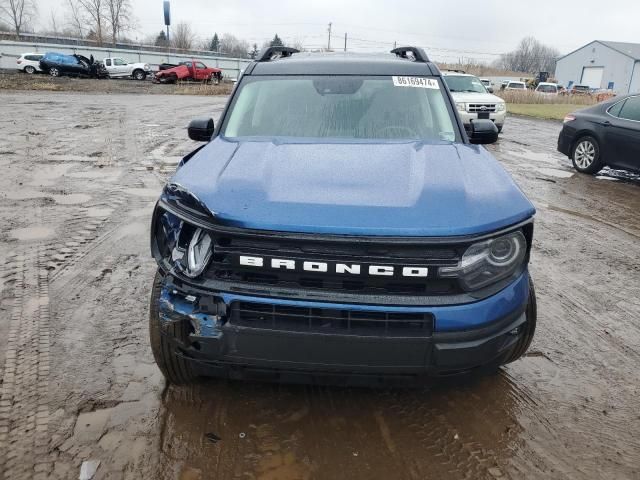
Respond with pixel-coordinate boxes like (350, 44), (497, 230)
(0, 94), (639, 479)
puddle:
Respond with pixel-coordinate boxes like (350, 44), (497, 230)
(10, 226), (55, 241)
(28, 164), (73, 187)
(52, 193), (92, 205)
(5, 189), (49, 200)
(86, 207), (113, 218)
(536, 168), (574, 179)
(124, 188), (160, 198)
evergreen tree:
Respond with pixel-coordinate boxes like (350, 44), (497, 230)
(155, 30), (168, 46)
(270, 34), (283, 47)
(249, 43), (259, 59)
(210, 33), (220, 52)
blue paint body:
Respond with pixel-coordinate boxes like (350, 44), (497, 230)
(171, 137), (535, 237)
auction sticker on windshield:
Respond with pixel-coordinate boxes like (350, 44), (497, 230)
(392, 76), (439, 89)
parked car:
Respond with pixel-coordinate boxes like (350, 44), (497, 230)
(535, 82), (559, 96)
(443, 71), (507, 133)
(16, 53), (44, 74)
(505, 81), (527, 91)
(39, 52), (107, 78)
(480, 78), (494, 93)
(558, 94), (640, 174)
(101, 57), (151, 80)
(153, 60), (222, 84)
(566, 84), (591, 96)
(148, 46), (537, 385)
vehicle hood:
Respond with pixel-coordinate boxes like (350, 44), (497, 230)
(170, 138), (535, 236)
(450, 91), (504, 104)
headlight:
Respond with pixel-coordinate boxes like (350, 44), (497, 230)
(495, 103), (506, 112)
(144, 64), (150, 70)
(439, 231), (527, 291)
(153, 209), (213, 279)
(456, 102), (466, 112)
(185, 228), (213, 277)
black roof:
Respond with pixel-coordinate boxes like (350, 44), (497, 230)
(248, 51), (441, 76)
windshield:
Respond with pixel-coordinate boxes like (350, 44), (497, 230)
(222, 75), (457, 142)
(508, 82), (525, 89)
(537, 85), (557, 93)
(443, 75), (487, 93)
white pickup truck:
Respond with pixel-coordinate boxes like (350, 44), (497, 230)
(101, 57), (151, 80)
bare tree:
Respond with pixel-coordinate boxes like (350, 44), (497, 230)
(65, 0), (85, 37)
(0, 0), (37, 35)
(74, 0), (105, 45)
(105, 0), (133, 45)
(219, 33), (249, 58)
(47, 7), (58, 35)
(495, 37), (560, 74)
(171, 21), (195, 50)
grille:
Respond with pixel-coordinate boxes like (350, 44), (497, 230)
(205, 231), (465, 296)
(230, 301), (434, 337)
(468, 103), (497, 113)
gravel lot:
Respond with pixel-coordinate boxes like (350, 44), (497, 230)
(0, 92), (639, 480)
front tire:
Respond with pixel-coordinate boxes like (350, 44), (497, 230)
(149, 271), (198, 384)
(133, 69), (147, 81)
(49, 67), (60, 77)
(572, 135), (603, 174)
(501, 277), (537, 365)
(24, 66), (36, 74)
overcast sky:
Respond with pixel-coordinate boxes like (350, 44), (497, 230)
(36, 0), (640, 61)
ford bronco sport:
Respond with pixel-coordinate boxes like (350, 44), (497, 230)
(149, 46), (537, 386)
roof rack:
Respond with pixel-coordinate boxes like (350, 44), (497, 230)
(257, 46), (300, 62)
(443, 69), (466, 74)
(391, 46), (430, 63)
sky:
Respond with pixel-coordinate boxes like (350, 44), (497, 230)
(35, 0), (640, 62)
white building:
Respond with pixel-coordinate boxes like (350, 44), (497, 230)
(555, 40), (640, 94)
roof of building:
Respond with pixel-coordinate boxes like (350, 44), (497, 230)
(558, 40), (640, 61)
(250, 51), (440, 76)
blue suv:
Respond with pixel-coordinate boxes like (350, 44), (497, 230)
(149, 47), (536, 385)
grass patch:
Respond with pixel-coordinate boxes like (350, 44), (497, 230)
(174, 83), (233, 96)
(507, 104), (586, 121)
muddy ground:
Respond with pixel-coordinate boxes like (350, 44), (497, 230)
(0, 92), (639, 480)
(0, 70), (233, 95)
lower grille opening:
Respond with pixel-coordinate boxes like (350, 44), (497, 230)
(230, 301), (434, 337)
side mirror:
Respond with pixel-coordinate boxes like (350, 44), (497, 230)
(488, 87), (494, 93)
(469, 119), (498, 145)
(188, 118), (215, 142)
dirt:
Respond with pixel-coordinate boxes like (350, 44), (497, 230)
(0, 71), (233, 96)
(0, 93), (639, 480)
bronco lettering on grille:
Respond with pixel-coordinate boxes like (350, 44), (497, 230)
(238, 256), (428, 277)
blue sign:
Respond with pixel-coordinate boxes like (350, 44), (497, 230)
(163, 1), (171, 26)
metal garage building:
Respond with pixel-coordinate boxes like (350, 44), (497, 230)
(555, 40), (640, 94)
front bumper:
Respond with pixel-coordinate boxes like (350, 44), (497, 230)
(155, 271), (532, 382)
(459, 110), (506, 128)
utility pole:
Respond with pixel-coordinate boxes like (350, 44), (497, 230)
(393, 40), (397, 49)
(344, 32), (347, 52)
(327, 22), (332, 51)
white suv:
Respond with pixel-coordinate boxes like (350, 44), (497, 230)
(443, 72), (507, 133)
(16, 53), (44, 74)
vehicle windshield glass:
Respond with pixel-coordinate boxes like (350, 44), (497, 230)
(538, 85), (556, 92)
(443, 75), (487, 93)
(222, 75), (457, 142)
(509, 83), (525, 89)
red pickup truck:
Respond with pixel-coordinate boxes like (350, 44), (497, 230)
(154, 59), (222, 84)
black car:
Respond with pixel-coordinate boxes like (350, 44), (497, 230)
(558, 94), (640, 174)
(39, 52), (107, 78)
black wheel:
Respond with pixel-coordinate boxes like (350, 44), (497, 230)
(497, 125), (503, 133)
(571, 135), (603, 174)
(133, 69), (146, 81)
(501, 277), (537, 365)
(49, 67), (60, 77)
(24, 65), (36, 74)
(149, 270), (198, 384)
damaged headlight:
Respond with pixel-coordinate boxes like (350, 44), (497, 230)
(153, 210), (213, 279)
(439, 231), (527, 291)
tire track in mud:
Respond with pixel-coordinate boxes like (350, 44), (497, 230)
(0, 250), (52, 480)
